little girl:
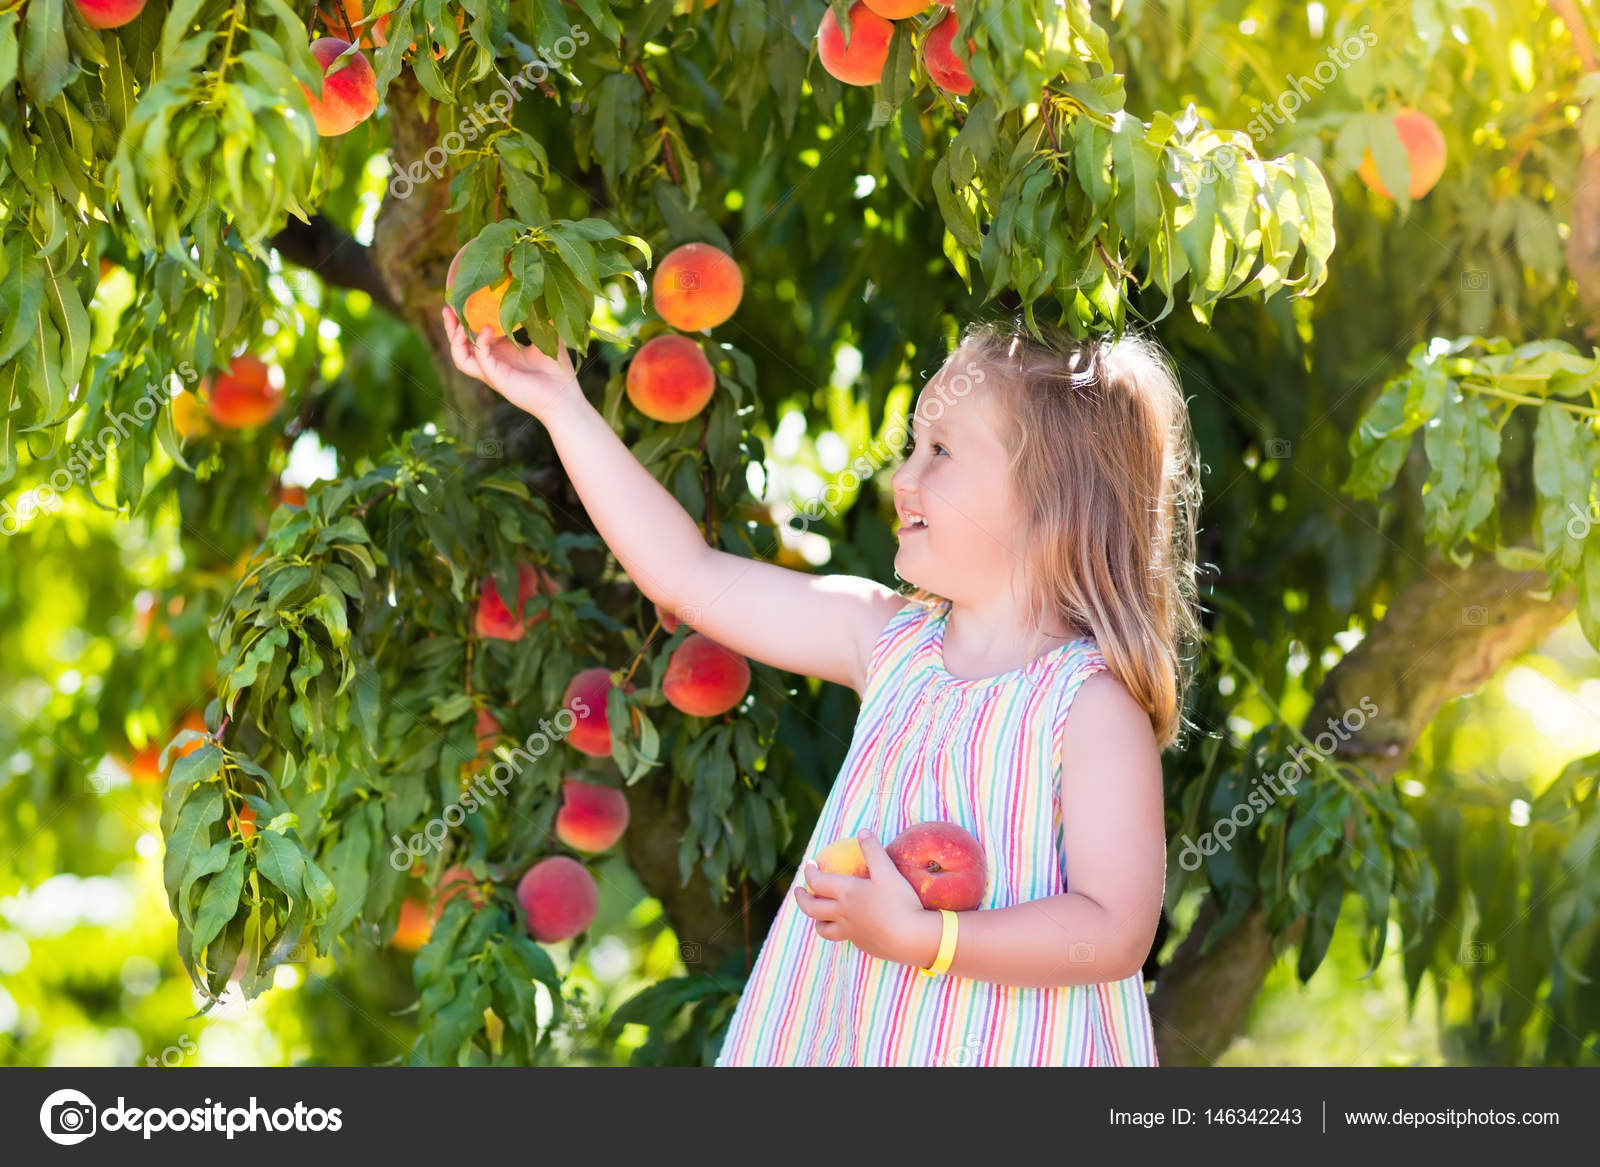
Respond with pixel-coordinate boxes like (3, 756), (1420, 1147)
(444, 307), (1200, 1067)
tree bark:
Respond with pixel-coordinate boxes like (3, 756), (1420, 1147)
(1150, 557), (1576, 1065)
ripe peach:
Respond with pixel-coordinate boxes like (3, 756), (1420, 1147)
(809, 837), (869, 890)
(885, 820), (987, 911)
(475, 563), (558, 641)
(128, 746), (162, 784)
(626, 334), (716, 423)
(170, 390), (208, 440)
(562, 667), (635, 757)
(652, 242), (743, 331)
(555, 777), (630, 853)
(232, 803), (259, 840)
(205, 356), (282, 429)
(392, 896), (432, 950)
(663, 633), (750, 717)
(1356, 108), (1446, 200)
(923, 10), (973, 96)
(447, 244), (514, 338)
(862, 0), (926, 16)
(301, 37), (379, 138)
(817, 2), (894, 88)
(277, 483), (308, 508)
(516, 855), (599, 942)
(475, 706), (502, 746)
(73, 0), (145, 29)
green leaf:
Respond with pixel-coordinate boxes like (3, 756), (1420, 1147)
(1533, 404), (1592, 581)
(20, 0), (68, 103)
(1422, 389), (1500, 548)
(164, 783), (225, 900)
(1296, 876), (1345, 982)
(302, 854), (337, 914)
(1579, 530), (1600, 650)
(255, 829), (306, 900)
(193, 848), (247, 954)
(322, 816), (372, 934)
(591, 72), (642, 187)
(178, 840), (236, 930)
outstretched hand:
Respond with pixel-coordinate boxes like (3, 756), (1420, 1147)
(441, 306), (581, 420)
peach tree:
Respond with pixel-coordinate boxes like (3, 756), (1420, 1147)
(2, 0), (1597, 1066)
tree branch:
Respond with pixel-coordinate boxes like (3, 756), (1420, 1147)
(271, 214), (400, 314)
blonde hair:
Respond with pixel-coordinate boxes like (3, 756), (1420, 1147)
(901, 319), (1203, 750)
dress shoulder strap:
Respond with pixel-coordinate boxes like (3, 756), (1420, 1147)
(1048, 639), (1110, 779)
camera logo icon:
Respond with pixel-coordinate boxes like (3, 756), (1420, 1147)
(39, 1088), (97, 1145)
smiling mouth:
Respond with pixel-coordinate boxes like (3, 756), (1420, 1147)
(898, 515), (928, 535)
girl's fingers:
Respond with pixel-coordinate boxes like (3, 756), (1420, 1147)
(442, 309), (480, 375)
(473, 328), (511, 383)
(793, 886), (842, 922)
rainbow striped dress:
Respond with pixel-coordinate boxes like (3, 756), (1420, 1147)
(713, 596), (1159, 1066)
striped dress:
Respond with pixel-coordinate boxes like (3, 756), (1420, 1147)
(714, 597), (1159, 1067)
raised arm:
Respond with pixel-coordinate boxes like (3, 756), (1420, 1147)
(444, 310), (908, 693)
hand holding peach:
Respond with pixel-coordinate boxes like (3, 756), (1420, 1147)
(442, 305), (581, 422)
(794, 829), (936, 967)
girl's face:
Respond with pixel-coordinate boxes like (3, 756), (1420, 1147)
(889, 364), (1027, 604)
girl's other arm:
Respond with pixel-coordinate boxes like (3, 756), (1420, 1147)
(446, 312), (907, 694)
(812, 672), (1164, 986)
(893, 672), (1166, 986)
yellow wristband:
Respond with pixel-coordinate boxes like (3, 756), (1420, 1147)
(920, 909), (958, 977)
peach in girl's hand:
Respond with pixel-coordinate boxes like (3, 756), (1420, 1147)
(885, 821), (986, 911)
(809, 822), (987, 909)
(809, 837), (870, 888)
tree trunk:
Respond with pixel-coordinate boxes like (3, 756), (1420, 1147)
(1151, 557), (1576, 1064)
(369, 72), (500, 437)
